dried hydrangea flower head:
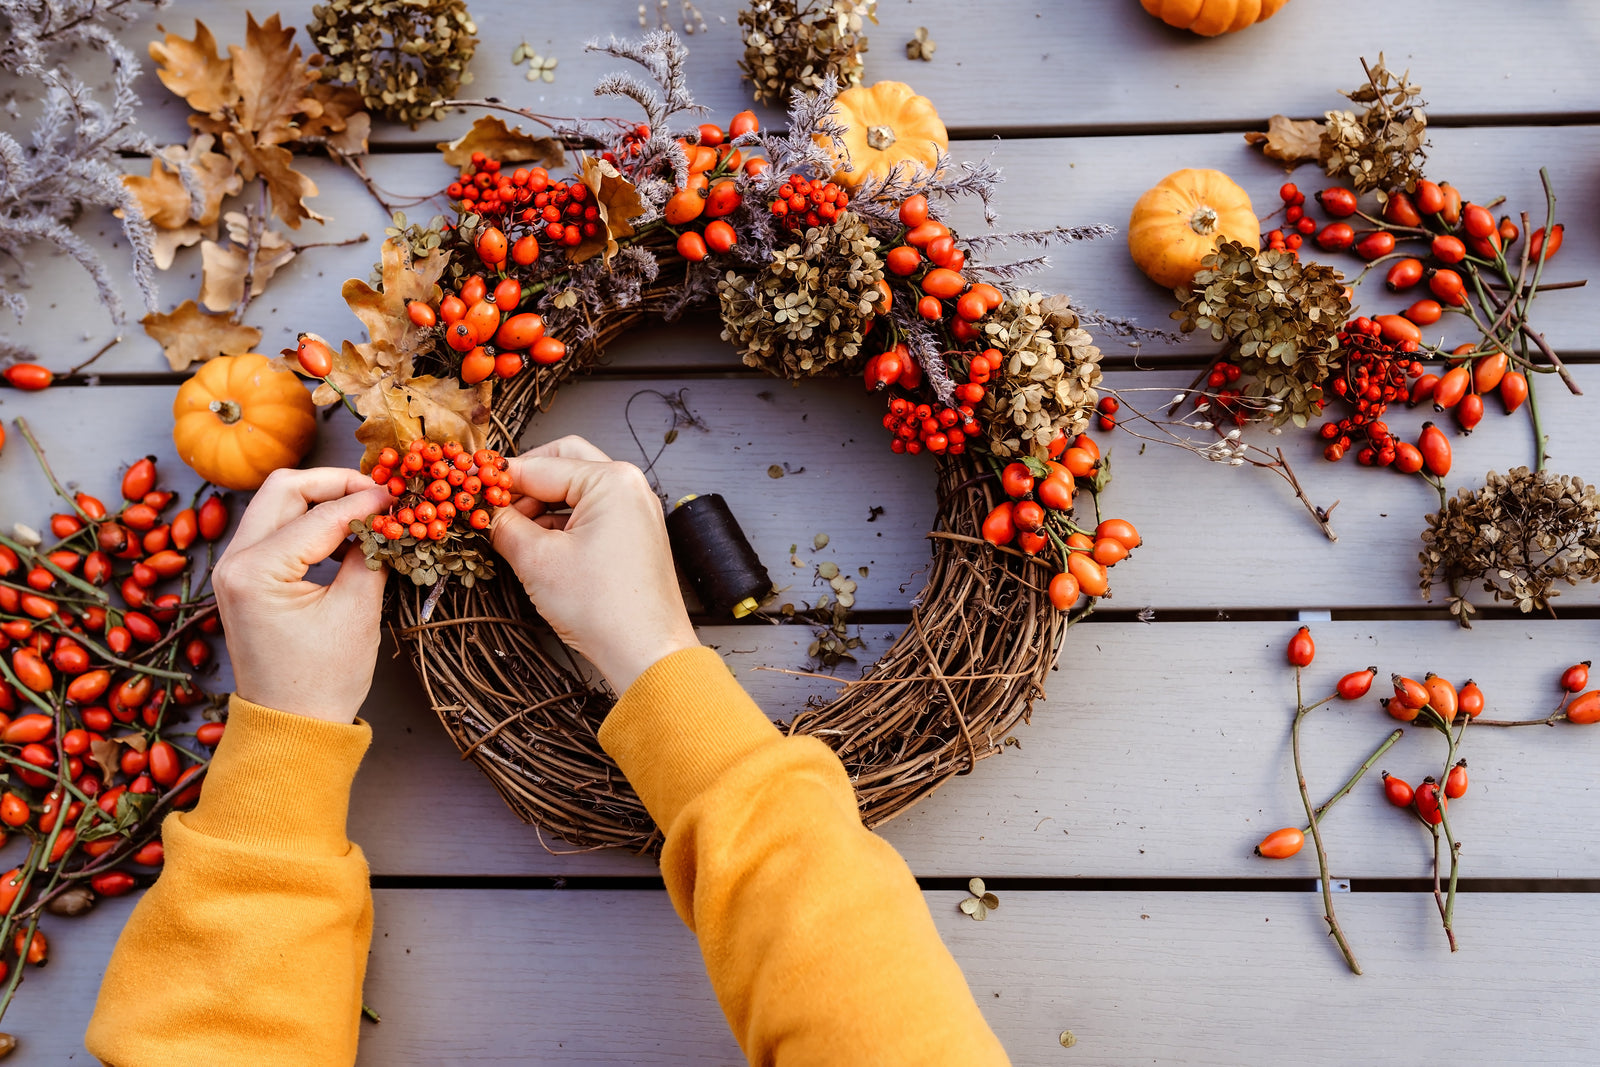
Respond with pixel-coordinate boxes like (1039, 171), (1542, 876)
(1420, 467), (1600, 627)
(1320, 53), (1427, 194)
(1173, 240), (1350, 427)
(738, 0), (876, 106)
(717, 211), (886, 377)
(309, 0), (478, 126)
(980, 292), (1103, 460)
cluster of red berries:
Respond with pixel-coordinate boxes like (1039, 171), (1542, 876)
(768, 172), (849, 232)
(1268, 182), (1394, 260)
(0, 456), (230, 973)
(1193, 359), (1253, 426)
(1095, 396), (1118, 432)
(402, 269), (566, 384)
(448, 154), (605, 253)
(367, 440), (516, 543)
(868, 345), (994, 456)
(599, 123), (653, 166)
(1319, 318), (1424, 462)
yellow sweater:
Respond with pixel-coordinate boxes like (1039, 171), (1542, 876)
(88, 646), (1009, 1066)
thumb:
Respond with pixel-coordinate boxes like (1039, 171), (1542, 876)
(328, 540), (389, 613)
(490, 505), (560, 581)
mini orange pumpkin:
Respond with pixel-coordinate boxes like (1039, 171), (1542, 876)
(173, 354), (317, 490)
(1141, 0), (1289, 35)
(1128, 169), (1259, 290)
(827, 81), (948, 189)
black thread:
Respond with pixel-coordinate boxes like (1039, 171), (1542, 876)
(666, 494), (772, 618)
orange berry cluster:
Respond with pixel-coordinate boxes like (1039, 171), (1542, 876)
(368, 440), (515, 543)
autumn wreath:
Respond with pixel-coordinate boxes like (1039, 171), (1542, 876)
(288, 33), (1139, 850)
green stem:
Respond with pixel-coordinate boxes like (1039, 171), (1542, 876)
(1292, 666), (1361, 974)
(1525, 363), (1546, 472)
(14, 418), (95, 523)
(0, 532), (109, 602)
(1304, 727), (1404, 829)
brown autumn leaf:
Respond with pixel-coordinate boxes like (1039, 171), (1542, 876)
(149, 20), (237, 115)
(570, 155), (648, 265)
(199, 217), (297, 311)
(350, 372), (492, 471)
(437, 115), (565, 170)
(224, 133), (324, 229)
(120, 135), (244, 268)
(1244, 115), (1324, 164)
(301, 83), (371, 156)
(231, 12), (323, 147)
(342, 237), (449, 355)
(142, 300), (262, 371)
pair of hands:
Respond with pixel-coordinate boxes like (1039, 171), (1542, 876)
(213, 437), (698, 723)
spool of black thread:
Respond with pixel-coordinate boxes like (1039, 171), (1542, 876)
(666, 493), (772, 618)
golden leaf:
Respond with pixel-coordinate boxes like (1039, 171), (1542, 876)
(149, 20), (236, 115)
(1243, 115), (1325, 164)
(436, 115), (565, 170)
(341, 238), (448, 355)
(570, 155), (648, 265)
(142, 300), (262, 371)
(198, 219), (297, 311)
(230, 12), (323, 147)
(223, 133), (324, 229)
(120, 135), (244, 269)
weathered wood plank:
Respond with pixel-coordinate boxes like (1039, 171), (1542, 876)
(114, 0), (1600, 148)
(20, 888), (1600, 1064)
(0, 365), (1593, 617)
(348, 618), (1600, 879)
(10, 123), (1598, 371)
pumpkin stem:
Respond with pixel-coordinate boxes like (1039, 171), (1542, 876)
(209, 399), (242, 425)
(866, 124), (897, 151)
(1189, 205), (1220, 236)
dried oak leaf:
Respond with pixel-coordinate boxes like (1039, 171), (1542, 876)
(120, 135), (243, 268)
(352, 371), (492, 472)
(142, 300), (262, 371)
(223, 134), (325, 230)
(570, 156), (648, 265)
(300, 83), (372, 156)
(149, 20), (236, 115)
(230, 12), (323, 147)
(342, 237), (449, 355)
(199, 214), (298, 311)
(436, 115), (565, 170)
(1244, 115), (1325, 164)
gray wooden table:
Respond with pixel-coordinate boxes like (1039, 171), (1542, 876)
(7, 2), (1600, 1062)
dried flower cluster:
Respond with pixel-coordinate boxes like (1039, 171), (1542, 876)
(351, 516), (496, 587)
(717, 213), (885, 377)
(979, 292), (1103, 459)
(738, 0), (876, 106)
(1320, 54), (1427, 194)
(1420, 467), (1600, 626)
(0, 0), (166, 359)
(309, 0), (478, 126)
(1173, 240), (1350, 427)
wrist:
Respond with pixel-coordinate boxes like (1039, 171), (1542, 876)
(232, 677), (366, 725)
(595, 625), (701, 696)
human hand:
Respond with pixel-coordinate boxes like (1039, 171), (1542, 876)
(212, 468), (394, 724)
(490, 436), (699, 695)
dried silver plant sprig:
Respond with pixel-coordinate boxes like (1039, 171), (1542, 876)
(0, 0), (166, 343)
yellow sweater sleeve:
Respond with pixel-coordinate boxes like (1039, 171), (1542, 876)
(86, 696), (374, 1067)
(600, 646), (1010, 1067)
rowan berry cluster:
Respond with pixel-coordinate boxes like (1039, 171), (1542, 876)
(366, 440), (515, 543)
(768, 172), (848, 233)
(869, 345), (988, 456)
(1318, 319), (1423, 463)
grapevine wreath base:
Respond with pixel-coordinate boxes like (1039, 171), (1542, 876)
(292, 33), (1131, 852)
(396, 451), (1065, 851)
